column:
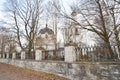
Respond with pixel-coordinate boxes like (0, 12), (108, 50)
(3, 54), (5, 58)
(7, 53), (9, 59)
(21, 51), (26, 60)
(64, 45), (76, 62)
(0, 54), (1, 58)
(12, 53), (16, 59)
(35, 49), (42, 60)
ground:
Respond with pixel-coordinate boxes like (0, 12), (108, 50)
(0, 62), (69, 80)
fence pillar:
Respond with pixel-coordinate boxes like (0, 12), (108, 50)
(65, 45), (76, 62)
(7, 53), (9, 59)
(21, 51), (26, 60)
(0, 54), (1, 58)
(35, 49), (42, 60)
(115, 46), (120, 60)
(12, 53), (16, 59)
(3, 54), (5, 58)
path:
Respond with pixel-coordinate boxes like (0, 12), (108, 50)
(0, 62), (69, 80)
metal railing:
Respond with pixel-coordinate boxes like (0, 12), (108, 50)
(75, 45), (120, 62)
(42, 48), (64, 61)
(16, 53), (21, 59)
(0, 45), (119, 62)
(25, 51), (35, 59)
(9, 53), (12, 59)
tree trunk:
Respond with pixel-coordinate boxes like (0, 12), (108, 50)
(106, 42), (115, 59)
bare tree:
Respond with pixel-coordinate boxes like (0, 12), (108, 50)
(44, 0), (61, 49)
(77, 0), (118, 59)
(106, 0), (120, 59)
(0, 27), (16, 54)
(5, 0), (43, 53)
(107, 1), (120, 45)
(115, 0), (120, 4)
(54, 0), (120, 59)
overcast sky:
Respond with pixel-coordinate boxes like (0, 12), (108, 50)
(0, 0), (74, 25)
(0, 0), (5, 9)
(0, 0), (6, 20)
(0, 0), (95, 45)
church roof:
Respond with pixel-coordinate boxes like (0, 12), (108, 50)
(39, 24), (54, 34)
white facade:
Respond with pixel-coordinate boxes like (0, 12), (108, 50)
(35, 25), (56, 50)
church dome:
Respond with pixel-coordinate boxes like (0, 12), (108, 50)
(39, 24), (54, 34)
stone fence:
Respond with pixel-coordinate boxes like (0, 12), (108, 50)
(0, 59), (120, 80)
(0, 45), (120, 80)
(0, 45), (120, 62)
(0, 45), (77, 62)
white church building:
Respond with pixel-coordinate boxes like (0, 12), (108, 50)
(35, 24), (56, 50)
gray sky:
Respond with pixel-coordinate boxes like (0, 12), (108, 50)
(0, 0), (5, 19)
(0, 0), (5, 9)
(0, 0), (95, 45)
